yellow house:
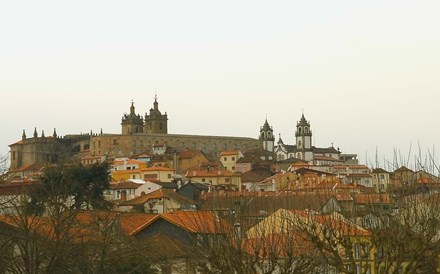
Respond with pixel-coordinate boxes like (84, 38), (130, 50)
(111, 164), (174, 182)
(185, 168), (241, 190)
(140, 166), (174, 182)
(219, 150), (243, 172)
(247, 209), (376, 273)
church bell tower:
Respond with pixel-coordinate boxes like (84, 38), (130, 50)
(259, 118), (275, 152)
(144, 95), (168, 134)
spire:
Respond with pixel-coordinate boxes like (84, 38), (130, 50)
(278, 133), (284, 144)
(153, 93), (158, 110)
(22, 129), (26, 140)
(100, 128), (103, 135)
(130, 100), (135, 115)
(33, 127), (38, 138)
(53, 128), (57, 138)
(41, 130), (45, 138)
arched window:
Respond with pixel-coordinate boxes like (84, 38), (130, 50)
(298, 140), (302, 148)
(298, 127), (302, 134)
(297, 153), (302, 159)
(261, 132), (266, 138)
(305, 127), (308, 134)
(267, 132), (271, 138)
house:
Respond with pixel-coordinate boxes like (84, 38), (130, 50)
(140, 165), (174, 182)
(80, 155), (106, 166)
(241, 168), (273, 192)
(177, 149), (210, 174)
(119, 189), (196, 213)
(219, 150), (243, 172)
(372, 168), (390, 193)
(106, 180), (142, 201)
(246, 209), (375, 274)
(176, 181), (210, 203)
(185, 164), (241, 190)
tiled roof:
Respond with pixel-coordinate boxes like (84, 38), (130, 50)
(314, 155), (343, 162)
(185, 169), (237, 177)
(241, 168), (273, 183)
(112, 159), (145, 166)
(9, 140), (24, 146)
(109, 181), (142, 190)
(121, 189), (195, 206)
(354, 194), (390, 204)
(312, 146), (340, 154)
(372, 168), (389, 173)
(141, 166), (174, 172)
(220, 150), (240, 156)
(332, 165), (370, 170)
(157, 211), (230, 234)
(178, 149), (203, 159)
(394, 166), (414, 173)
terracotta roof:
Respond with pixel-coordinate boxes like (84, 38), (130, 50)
(121, 189), (195, 206)
(112, 159), (145, 166)
(132, 211), (230, 235)
(220, 150), (241, 156)
(178, 149), (203, 159)
(109, 181), (142, 190)
(141, 166), (174, 172)
(9, 140), (23, 146)
(74, 211), (157, 236)
(241, 168), (273, 183)
(11, 163), (46, 173)
(354, 194), (390, 204)
(185, 169), (237, 177)
(332, 165), (370, 170)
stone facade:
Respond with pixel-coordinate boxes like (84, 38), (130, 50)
(9, 98), (261, 170)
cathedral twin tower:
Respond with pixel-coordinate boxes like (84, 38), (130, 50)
(121, 96), (168, 135)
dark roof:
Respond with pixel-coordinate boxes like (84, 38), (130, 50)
(293, 167), (334, 176)
(394, 166), (414, 173)
(372, 168), (389, 174)
(312, 146), (340, 154)
(278, 157), (307, 164)
(109, 181), (142, 190)
(155, 182), (178, 189)
(121, 189), (196, 206)
(179, 182), (209, 191)
(241, 168), (273, 183)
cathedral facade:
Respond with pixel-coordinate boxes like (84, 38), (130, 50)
(9, 97), (261, 169)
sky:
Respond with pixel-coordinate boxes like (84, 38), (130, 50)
(1, 1), (440, 169)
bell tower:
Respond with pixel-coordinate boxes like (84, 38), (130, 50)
(121, 101), (144, 135)
(259, 118), (275, 152)
(144, 95), (168, 134)
(295, 113), (313, 160)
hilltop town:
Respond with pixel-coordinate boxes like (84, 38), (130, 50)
(1, 97), (440, 273)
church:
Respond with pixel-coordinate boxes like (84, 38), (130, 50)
(259, 114), (342, 163)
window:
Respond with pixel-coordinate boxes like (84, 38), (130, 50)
(380, 184), (384, 189)
(298, 127), (302, 134)
(232, 166), (235, 171)
(298, 140), (302, 148)
(305, 127), (309, 134)
(354, 243), (361, 259)
(168, 174), (171, 179)
(202, 178), (205, 182)
(232, 157), (235, 161)
(224, 157), (227, 161)
(380, 174), (385, 179)
(225, 178), (230, 183)
(223, 143), (227, 149)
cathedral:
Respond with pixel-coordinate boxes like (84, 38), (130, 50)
(9, 96), (343, 170)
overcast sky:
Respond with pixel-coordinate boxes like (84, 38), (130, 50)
(1, 1), (440, 169)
